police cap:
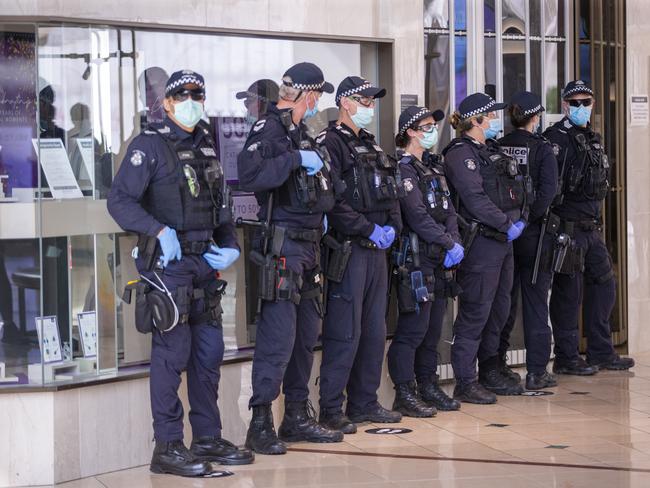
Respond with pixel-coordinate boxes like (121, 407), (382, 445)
(282, 62), (334, 93)
(236, 79), (280, 103)
(562, 80), (594, 99)
(398, 105), (444, 135)
(335, 76), (386, 106)
(509, 91), (545, 116)
(165, 69), (205, 97)
(458, 92), (507, 119)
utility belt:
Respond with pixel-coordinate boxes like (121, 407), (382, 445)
(533, 214), (593, 276)
(477, 224), (508, 243)
(122, 272), (226, 334)
(320, 230), (386, 284)
(135, 233), (214, 271)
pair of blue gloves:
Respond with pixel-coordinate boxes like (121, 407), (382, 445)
(443, 242), (465, 268)
(157, 227), (240, 270)
(299, 150), (324, 175)
(368, 224), (396, 249)
(506, 220), (526, 242)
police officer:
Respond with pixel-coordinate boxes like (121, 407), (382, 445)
(107, 70), (253, 477)
(237, 62), (343, 455)
(386, 106), (463, 417)
(236, 79), (279, 125)
(544, 80), (634, 374)
(443, 93), (527, 404)
(317, 76), (403, 433)
(497, 91), (559, 390)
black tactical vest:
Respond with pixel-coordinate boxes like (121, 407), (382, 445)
(272, 112), (335, 215)
(477, 141), (527, 213)
(402, 152), (454, 223)
(326, 125), (401, 213)
(498, 132), (544, 207)
(563, 125), (610, 201)
(142, 122), (226, 232)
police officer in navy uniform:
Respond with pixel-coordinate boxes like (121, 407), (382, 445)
(108, 70), (253, 477)
(317, 76), (403, 433)
(497, 91), (559, 390)
(237, 62), (343, 455)
(386, 106), (463, 417)
(236, 79), (280, 125)
(443, 93), (527, 404)
(544, 80), (634, 374)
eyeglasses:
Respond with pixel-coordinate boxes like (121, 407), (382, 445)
(349, 95), (375, 108)
(183, 164), (200, 198)
(567, 98), (593, 107)
(172, 89), (206, 102)
(415, 123), (437, 133)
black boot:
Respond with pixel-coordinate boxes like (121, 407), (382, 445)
(525, 371), (558, 390)
(190, 436), (254, 465)
(347, 402), (402, 424)
(588, 354), (635, 371)
(245, 404), (287, 455)
(479, 368), (524, 395)
(278, 400), (344, 443)
(150, 440), (212, 477)
(498, 354), (522, 384)
(393, 381), (436, 417)
(319, 409), (357, 434)
(453, 381), (497, 404)
(553, 357), (598, 376)
(418, 376), (461, 411)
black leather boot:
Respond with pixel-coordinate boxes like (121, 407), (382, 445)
(278, 400), (344, 443)
(479, 368), (524, 395)
(498, 354), (522, 384)
(393, 381), (436, 417)
(453, 381), (497, 404)
(418, 376), (461, 411)
(525, 371), (558, 390)
(553, 357), (598, 376)
(347, 402), (402, 423)
(150, 440), (212, 477)
(588, 354), (635, 371)
(190, 436), (254, 465)
(319, 409), (357, 434)
(245, 404), (287, 455)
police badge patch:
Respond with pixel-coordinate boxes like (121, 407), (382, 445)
(253, 119), (266, 132)
(464, 158), (476, 171)
(403, 178), (414, 193)
(130, 149), (145, 167)
(552, 143), (560, 156)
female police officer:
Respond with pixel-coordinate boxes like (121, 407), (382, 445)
(443, 93), (527, 404)
(386, 106), (463, 416)
(497, 91), (559, 390)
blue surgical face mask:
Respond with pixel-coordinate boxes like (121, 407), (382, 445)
(245, 113), (258, 125)
(568, 105), (592, 126)
(484, 118), (502, 139)
(173, 99), (204, 128)
(351, 105), (374, 129)
(303, 94), (319, 120)
(418, 127), (439, 150)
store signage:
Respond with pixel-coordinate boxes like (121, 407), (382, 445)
(630, 94), (649, 126)
(31, 138), (83, 199)
(77, 312), (97, 358)
(400, 94), (419, 113)
(36, 316), (63, 364)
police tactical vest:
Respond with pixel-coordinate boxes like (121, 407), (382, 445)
(498, 133), (546, 207)
(272, 112), (335, 214)
(558, 122), (610, 201)
(142, 122), (226, 232)
(326, 125), (400, 213)
(477, 141), (527, 213)
(402, 152), (454, 223)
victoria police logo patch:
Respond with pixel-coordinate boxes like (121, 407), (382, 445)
(552, 143), (560, 156)
(130, 149), (145, 167)
(464, 158), (477, 171)
(403, 178), (414, 193)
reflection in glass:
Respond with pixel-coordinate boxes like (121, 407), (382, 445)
(454, 0), (467, 31)
(455, 36), (468, 105)
(544, 0), (564, 37)
(484, 0), (497, 99)
(424, 0), (449, 29)
(530, 0), (542, 37)
(544, 42), (565, 113)
(530, 40), (543, 101)
(503, 0), (526, 33)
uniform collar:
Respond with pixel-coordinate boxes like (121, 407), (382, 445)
(339, 122), (372, 141)
(164, 115), (196, 141)
(461, 134), (485, 148)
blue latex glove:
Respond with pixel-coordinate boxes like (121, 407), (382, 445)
(443, 242), (465, 268)
(203, 245), (240, 270)
(299, 150), (324, 176)
(157, 227), (182, 267)
(323, 215), (328, 234)
(506, 221), (526, 242)
(368, 224), (389, 249)
(382, 225), (396, 247)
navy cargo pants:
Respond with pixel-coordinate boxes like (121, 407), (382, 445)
(387, 257), (448, 385)
(451, 235), (514, 384)
(499, 224), (553, 374)
(319, 244), (389, 414)
(137, 254), (225, 442)
(550, 228), (617, 364)
(249, 237), (322, 407)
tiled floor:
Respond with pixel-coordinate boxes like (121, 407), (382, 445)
(52, 353), (650, 488)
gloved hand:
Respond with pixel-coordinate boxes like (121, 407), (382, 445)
(299, 150), (324, 176)
(323, 215), (328, 234)
(443, 242), (465, 268)
(506, 221), (526, 242)
(203, 245), (240, 270)
(382, 225), (396, 247)
(157, 226), (182, 267)
(368, 224), (389, 249)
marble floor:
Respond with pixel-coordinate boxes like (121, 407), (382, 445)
(49, 352), (650, 488)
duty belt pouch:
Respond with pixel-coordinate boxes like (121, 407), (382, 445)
(556, 243), (585, 275)
(396, 266), (417, 313)
(325, 238), (352, 283)
(136, 234), (159, 271)
(134, 282), (154, 334)
(250, 250), (277, 302)
(202, 279), (227, 321)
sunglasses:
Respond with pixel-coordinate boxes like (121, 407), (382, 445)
(172, 89), (206, 102)
(415, 123), (437, 133)
(349, 95), (375, 108)
(183, 164), (200, 198)
(567, 98), (593, 107)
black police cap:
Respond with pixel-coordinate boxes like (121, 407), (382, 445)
(457, 92), (507, 119)
(236, 79), (280, 102)
(562, 80), (594, 98)
(165, 70), (205, 97)
(398, 106), (444, 135)
(282, 62), (334, 93)
(335, 76), (386, 106)
(509, 91), (545, 116)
